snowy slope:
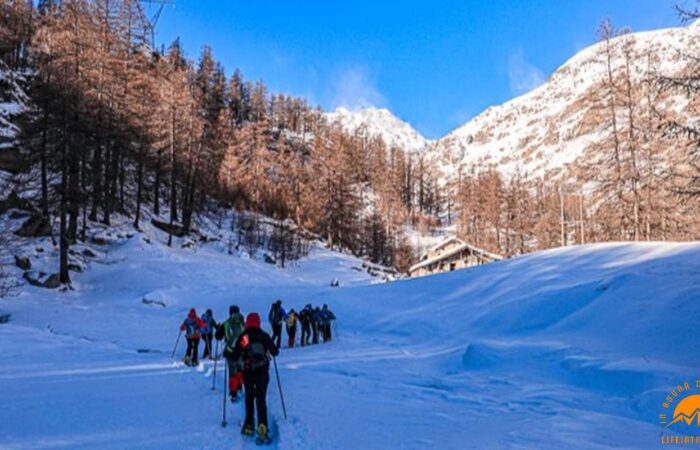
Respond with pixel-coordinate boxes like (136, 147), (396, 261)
(429, 21), (700, 179)
(1, 234), (698, 449)
(325, 106), (430, 153)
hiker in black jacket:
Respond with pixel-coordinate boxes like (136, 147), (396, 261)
(268, 300), (287, 349)
(231, 312), (280, 443)
(299, 304), (312, 347)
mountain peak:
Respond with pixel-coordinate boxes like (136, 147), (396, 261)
(326, 106), (430, 153)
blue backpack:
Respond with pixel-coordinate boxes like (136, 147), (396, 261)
(201, 313), (213, 334)
(184, 318), (199, 338)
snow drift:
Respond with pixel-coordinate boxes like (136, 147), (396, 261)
(0, 235), (698, 448)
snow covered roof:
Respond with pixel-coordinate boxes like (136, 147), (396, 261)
(409, 237), (502, 273)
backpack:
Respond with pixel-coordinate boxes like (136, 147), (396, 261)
(269, 305), (281, 324)
(184, 318), (199, 338)
(286, 313), (296, 327)
(243, 334), (268, 371)
(201, 313), (213, 334)
(224, 314), (244, 351)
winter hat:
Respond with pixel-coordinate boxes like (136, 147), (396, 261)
(206, 309), (213, 315)
(229, 305), (239, 315)
(188, 308), (196, 318)
(245, 312), (261, 329)
(276, 300), (282, 305)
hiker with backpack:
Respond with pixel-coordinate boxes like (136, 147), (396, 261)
(201, 309), (217, 359)
(320, 304), (336, 342)
(311, 307), (322, 344)
(299, 304), (312, 347)
(180, 308), (206, 366)
(286, 309), (298, 348)
(215, 305), (246, 402)
(230, 312), (280, 444)
(268, 300), (287, 349)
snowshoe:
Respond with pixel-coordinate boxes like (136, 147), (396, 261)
(256, 424), (272, 445)
(241, 424), (255, 437)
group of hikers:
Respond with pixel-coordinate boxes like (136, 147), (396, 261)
(177, 300), (337, 444)
(268, 300), (337, 349)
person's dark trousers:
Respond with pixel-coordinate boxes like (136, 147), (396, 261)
(186, 337), (200, 364)
(287, 325), (296, 348)
(312, 323), (319, 344)
(202, 333), (213, 358)
(271, 323), (282, 349)
(243, 370), (270, 428)
(325, 323), (332, 341)
(301, 323), (310, 346)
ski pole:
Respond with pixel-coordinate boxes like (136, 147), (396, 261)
(272, 355), (288, 420)
(221, 363), (228, 427)
(211, 339), (219, 391)
(171, 330), (182, 359)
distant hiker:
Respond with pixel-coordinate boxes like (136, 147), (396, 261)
(216, 305), (246, 402)
(286, 309), (298, 348)
(321, 304), (336, 342)
(299, 304), (312, 347)
(268, 300), (287, 349)
(201, 309), (217, 359)
(231, 312), (280, 443)
(311, 307), (322, 344)
(180, 308), (206, 366)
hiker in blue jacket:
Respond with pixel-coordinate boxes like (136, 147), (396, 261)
(201, 309), (217, 359)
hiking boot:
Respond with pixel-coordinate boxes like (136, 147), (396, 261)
(257, 423), (268, 440)
(241, 424), (254, 436)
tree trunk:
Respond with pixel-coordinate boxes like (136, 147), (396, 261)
(134, 156), (144, 230)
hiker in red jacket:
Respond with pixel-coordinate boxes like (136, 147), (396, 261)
(180, 308), (206, 366)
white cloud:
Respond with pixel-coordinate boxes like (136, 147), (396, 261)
(331, 65), (386, 111)
(508, 49), (545, 95)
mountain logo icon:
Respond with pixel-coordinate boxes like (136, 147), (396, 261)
(665, 394), (700, 429)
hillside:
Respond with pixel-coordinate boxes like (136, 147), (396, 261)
(330, 21), (700, 181)
(1, 236), (698, 448)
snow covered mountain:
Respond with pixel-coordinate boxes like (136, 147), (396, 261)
(329, 21), (700, 180)
(429, 21), (700, 179)
(325, 106), (431, 153)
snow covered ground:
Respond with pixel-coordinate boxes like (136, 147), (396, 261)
(1, 232), (699, 449)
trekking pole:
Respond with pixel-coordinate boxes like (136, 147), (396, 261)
(170, 330), (182, 359)
(211, 339), (219, 391)
(221, 363), (228, 427)
(272, 356), (288, 420)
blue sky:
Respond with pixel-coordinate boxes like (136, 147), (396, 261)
(153, 0), (680, 138)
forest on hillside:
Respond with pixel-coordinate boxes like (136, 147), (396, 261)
(2, 1), (700, 284)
